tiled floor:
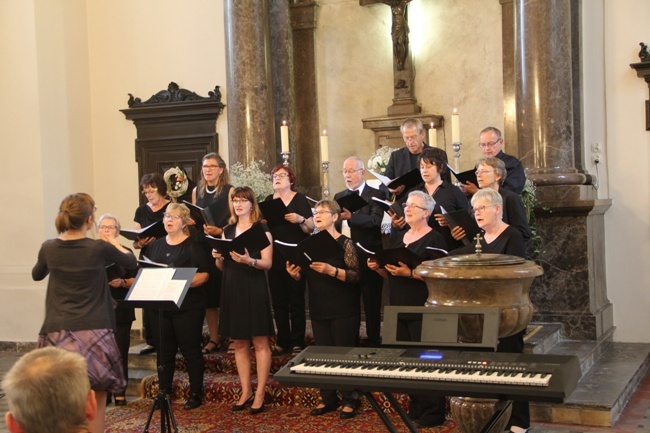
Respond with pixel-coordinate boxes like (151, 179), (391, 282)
(1, 351), (649, 433)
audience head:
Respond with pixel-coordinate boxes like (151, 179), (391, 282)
(139, 173), (168, 201)
(55, 193), (96, 234)
(400, 118), (426, 155)
(97, 213), (121, 241)
(3, 347), (96, 433)
(476, 157), (506, 188)
(271, 165), (297, 191)
(342, 156), (366, 191)
(478, 126), (504, 158)
(199, 153), (229, 197)
(229, 186), (261, 225)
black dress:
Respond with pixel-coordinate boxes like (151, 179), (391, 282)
(219, 222), (274, 340)
(195, 183), (232, 308)
(146, 236), (208, 396)
(264, 192), (313, 351)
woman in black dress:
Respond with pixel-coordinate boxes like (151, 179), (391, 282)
(368, 190), (448, 428)
(264, 165), (314, 356)
(146, 203), (209, 410)
(450, 188), (528, 433)
(32, 193), (137, 433)
(191, 152), (233, 354)
(286, 199), (361, 420)
(98, 213), (137, 407)
(214, 186), (274, 415)
(133, 172), (171, 354)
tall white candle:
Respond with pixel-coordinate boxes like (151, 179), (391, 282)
(320, 130), (329, 162)
(280, 120), (289, 153)
(451, 108), (460, 143)
(428, 122), (437, 148)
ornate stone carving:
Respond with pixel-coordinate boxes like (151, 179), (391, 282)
(127, 82), (225, 114)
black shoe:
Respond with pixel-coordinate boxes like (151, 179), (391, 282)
(231, 394), (254, 412)
(139, 345), (156, 355)
(310, 404), (338, 416)
(106, 392), (112, 406)
(114, 396), (127, 407)
(183, 392), (203, 410)
(340, 406), (357, 419)
(249, 402), (265, 415)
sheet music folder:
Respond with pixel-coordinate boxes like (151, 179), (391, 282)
(124, 267), (196, 310)
(382, 305), (501, 350)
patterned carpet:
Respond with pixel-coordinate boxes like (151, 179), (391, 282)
(105, 399), (459, 433)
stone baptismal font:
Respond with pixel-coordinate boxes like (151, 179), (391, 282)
(416, 249), (543, 433)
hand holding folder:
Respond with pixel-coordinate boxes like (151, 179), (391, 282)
(275, 230), (344, 270)
(205, 222), (270, 261)
(119, 220), (166, 241)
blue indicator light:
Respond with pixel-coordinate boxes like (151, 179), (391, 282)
(419, 352), (444, 360)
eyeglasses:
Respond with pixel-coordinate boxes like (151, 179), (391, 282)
(479, 140), (501, 148)
(471, 204), (497, 214)
(342, 169), (363, 175)
(202, 164), (219, 170)
(98, 225), (117, 230)
(402, 202), (427, 211)
(403, 134), (422, 142)
(272, 173), (289, 179)
(142, 188), (158, 195)
(232, 198), (249, 204)
(313, 210), (334, 216)
(163, 213), (182, 220)
(475, 169), (495, 176)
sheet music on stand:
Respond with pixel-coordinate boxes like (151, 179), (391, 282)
(125, 267), (196, 309)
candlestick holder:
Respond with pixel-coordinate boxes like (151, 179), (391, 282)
(452, 141), (462, 183)
(321, 161), (330, 199)
(281, 151), (290, 167)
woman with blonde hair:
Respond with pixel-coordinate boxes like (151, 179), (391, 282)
(32, 193), (137, 433)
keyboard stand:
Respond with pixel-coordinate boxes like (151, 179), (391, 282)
(364, 391), (419, 433)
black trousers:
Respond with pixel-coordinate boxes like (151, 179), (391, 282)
(498, 329), (530, 430)
(268, 268), (307, 350)
(150, 307), (205, 395)
(359, 269), (383, 345)
(311, 315), (361, 408)
(114, 320), (133, 396)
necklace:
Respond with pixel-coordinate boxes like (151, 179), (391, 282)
(205, 184), (217, 194)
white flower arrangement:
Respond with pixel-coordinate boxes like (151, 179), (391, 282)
(163, 166), (189, 200)
(367, 146), (398, 174)
(229, 160), (274, 202)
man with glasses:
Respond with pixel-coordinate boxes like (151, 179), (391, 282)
(334, 156), (388, 347)
(384, 118), (450, 197)
(461, 126), (526, 195)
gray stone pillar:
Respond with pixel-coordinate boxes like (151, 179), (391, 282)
(224, 0), (275, 166)
(511, 0), (613, 341)
(514, 0), (585, 186)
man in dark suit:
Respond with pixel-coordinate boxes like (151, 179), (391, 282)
(461, 126), (526, 195)
(334, 156), (389, 347)
(384, 118), (450, 197)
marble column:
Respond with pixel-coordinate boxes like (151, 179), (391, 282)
(511, 0), (613, 341)
(290, 1), (322, 199)
(224, 0), (275, 166)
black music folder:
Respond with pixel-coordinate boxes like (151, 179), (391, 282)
(119, 219), (166, 241)
(441, 206), (481, 246)
(336, 193), (368, 214)
(371, 197), (405, 218)
(276, 230), (344, 269)
(368, 168), (422, 191)
(204, 222), (270, 260)
(357, 243), (430, 269)
(258, 198), (291, 228)
(124, 267), (196, 310)
(182, 200), (226, 227)
(448, 165), (478, 187)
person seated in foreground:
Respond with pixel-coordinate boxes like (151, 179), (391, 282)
(3, 347), (98, 433)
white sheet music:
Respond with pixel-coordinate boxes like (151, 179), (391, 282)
(159, 279), (186, 304)
(129, 268), (176, 300)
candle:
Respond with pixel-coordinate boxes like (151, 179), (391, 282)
(320, 130), (329, 162)
(280, 120), (289, 153)
(428, 122), (437, 148)
(451, 108), (460, 143)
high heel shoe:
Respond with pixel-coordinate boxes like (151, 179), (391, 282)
(231, 394), (254, 412)
(249, 401), (265, 415)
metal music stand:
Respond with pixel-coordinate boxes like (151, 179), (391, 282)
(124, 267), (196, 433)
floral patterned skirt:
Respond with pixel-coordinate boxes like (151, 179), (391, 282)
(38, 329), (127, 394)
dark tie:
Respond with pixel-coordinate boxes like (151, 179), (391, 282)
(351, 189), (359, 195)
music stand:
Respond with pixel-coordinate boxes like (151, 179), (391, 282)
(124, 267), (196, 433)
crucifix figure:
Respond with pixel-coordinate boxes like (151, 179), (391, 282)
(379, 0), (413, 71)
